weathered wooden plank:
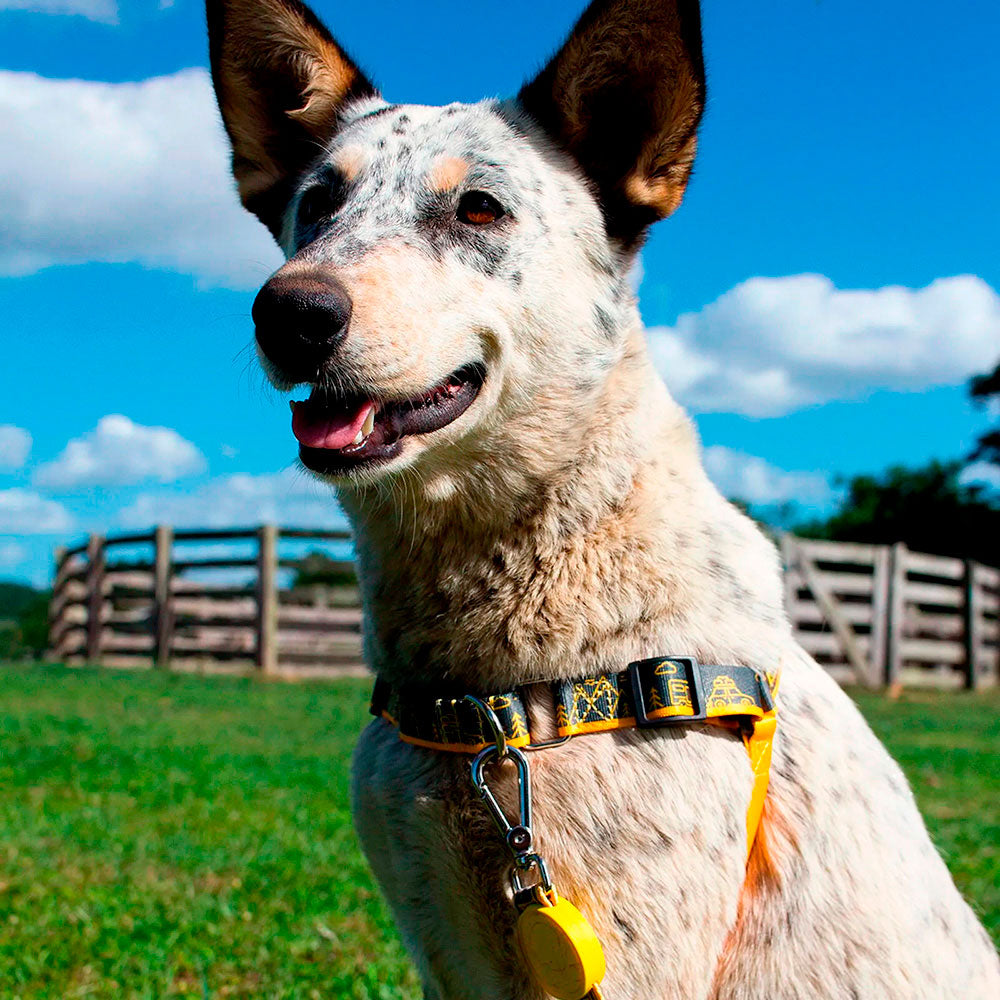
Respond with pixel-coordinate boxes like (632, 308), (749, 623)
(173, 613), (259, 629)
(57, 629), (88, 653)
(869, 546), (891, 684)
(786, 536), (877, 687)
(277, 605), (364, 627)
(102, 632), (154, 652)
(963, 561), (982, 690)
(171, 597), (258, 617)
(903, 550), (965, 580)
(49, 585), (87, 623)
(102, 531), (155, 549)
(886, 542), (908, 689)
(908, 611), (964, 639)
(278, 636), (364, 659)
(797, 632), (872, 658)
(85, 534), (105, 663)
(279, 527), (352, 541)
(905, 581), (963, 607)
(788, 601), (873, 627)
(899, 638), (965, 665)
(152, 525), (173, 668)
(171, 583), (257, 598)
(173, 527), (260, 542)
(976, 564), (999, 589)
(794, 539), (879, 565)
(805, 572), (875, 597)
(173, 633), (257, 654)
(256, 525), (278, 675)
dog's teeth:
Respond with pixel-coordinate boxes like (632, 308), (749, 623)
(352, 429), (364, 445)
(361, 408), (375, 437)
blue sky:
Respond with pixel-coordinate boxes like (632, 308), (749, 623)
(1, 0), (998, 586)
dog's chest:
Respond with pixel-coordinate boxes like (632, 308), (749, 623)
(351, 714), (754, 999)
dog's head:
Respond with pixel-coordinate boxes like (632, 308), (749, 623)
(208, 0), (704, 496)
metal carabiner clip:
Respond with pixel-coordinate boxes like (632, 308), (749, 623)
(470, 743), (534, 856)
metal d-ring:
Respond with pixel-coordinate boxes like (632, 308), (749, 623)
(462, 694), (507, 758)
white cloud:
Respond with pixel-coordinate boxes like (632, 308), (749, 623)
(117, 468), (348, 530)
(0, 68), (282, 288)
(0, 0), (116, 21)
(34, 414), (206, 489)
(0, 425), (32, 470)
(648, 274), (1000, 417)
(703, 445), (831, 507)
(961, 461), (1000, 491)
(0, 488), (74, 533)
(0, 540), (27, 568)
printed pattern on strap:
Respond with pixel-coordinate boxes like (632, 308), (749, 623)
(375, 683), (532, 753)
(372, 659), (775, 752)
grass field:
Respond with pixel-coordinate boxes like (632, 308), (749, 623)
(0, 665), (997, 998)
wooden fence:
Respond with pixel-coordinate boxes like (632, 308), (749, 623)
(782, 536), (999, 689)
(48, 527), (999, 687)
(49, 526), (363, 677)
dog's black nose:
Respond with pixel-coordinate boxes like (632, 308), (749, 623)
(252, 270), (352, 382)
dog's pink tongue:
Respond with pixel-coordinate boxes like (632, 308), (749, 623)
(292, 400), (374, 449)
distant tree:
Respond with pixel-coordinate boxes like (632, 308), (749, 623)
(795, 460), (999, 566)
(291, 550), (357, 589)
(0, 581), (43, 620)
(969, 359), (1000, 467)
(0, 582), (50, 660)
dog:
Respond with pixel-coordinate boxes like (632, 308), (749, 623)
(206, 0), (1000, 995)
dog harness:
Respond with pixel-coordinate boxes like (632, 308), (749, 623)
(371, 656), (779, 1000)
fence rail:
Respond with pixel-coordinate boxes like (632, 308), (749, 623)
(49, 525), (362, 677)
(48, 528), (999, 687)
(782, 535), (999, 689)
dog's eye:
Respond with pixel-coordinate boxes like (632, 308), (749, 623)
(298, 181), (345, 229)
(457, 191), (504, 226)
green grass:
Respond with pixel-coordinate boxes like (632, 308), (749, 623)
(0, 665), (419, 1000)
(0, 666), (996, 998)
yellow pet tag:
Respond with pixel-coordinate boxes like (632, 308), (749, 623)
(515, 893), (606, 1000)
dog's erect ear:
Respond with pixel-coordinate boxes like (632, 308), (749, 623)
(207, 0), (377, 237)
(519, 0), (705, 246)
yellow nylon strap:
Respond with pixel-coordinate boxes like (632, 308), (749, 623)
(743, 711), (777, 853)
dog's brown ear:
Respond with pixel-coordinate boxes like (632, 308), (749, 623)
(519, 0), (705, 247)
(207, 0), (377, 238)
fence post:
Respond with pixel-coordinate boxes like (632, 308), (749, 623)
(869, 546), (891, 686)
(85, 533), (105, 664)
(49, 545), (67, 659)
(780, 534), (797, 619)
(153, 525), (174, 669)
(962, 560), (982, 691)
(885, 542), (908, 690)
(256, 524), (278, 675)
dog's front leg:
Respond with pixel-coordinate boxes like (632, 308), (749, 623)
(352, 719), (536, 999)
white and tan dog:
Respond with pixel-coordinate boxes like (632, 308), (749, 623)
(206, 0), (1000, 995)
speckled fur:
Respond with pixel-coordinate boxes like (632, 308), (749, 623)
(208, 1), (1000, 996)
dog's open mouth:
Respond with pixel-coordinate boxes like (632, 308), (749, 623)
(291, 362), (486, 475)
